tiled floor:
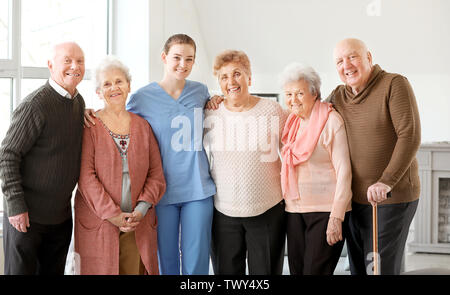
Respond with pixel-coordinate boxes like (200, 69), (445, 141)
(2, 239), (450, 275)
(207, 256), (350, 275)
(208, 250), (450, 275)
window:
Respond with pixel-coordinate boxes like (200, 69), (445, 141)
(0, 78), (12, 141)
(21, 0), (108, 69)
(20, 0), (109, 106)
(0, 78), (12, 213)
(0, 0), (110, 214)
(0, 0), (10, 59)
(21, 78), (47, 99)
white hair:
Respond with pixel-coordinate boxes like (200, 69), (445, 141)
(47, 41), (84, 63)
(278, 63), (322, 99)
(94, 55), (131, 91)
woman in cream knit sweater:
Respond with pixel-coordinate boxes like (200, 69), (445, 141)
(204, 50), (288, 275)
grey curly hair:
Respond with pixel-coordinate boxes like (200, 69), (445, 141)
(94, 55), (132, 91)
(278, 62), (321, 99)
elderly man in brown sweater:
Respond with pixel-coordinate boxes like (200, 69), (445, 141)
(328, 38), (421, 275)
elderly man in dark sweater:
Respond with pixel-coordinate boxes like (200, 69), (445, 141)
(0, 42), (85, 274)
(328, 38), (421, 275)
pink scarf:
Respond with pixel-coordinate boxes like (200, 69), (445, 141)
(281, 100), (333, 200)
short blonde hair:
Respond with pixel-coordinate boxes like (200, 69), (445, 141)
(94, 55), (131, 91)
(213, 49), (251, 77)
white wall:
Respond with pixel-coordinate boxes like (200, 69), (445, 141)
(111, 0), (215, 92)
(111, 0), (151, 93)
(114, 0), (450, 143)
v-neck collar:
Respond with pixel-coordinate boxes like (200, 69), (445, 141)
(95, 111), (134, 158)
(155, 80), (189, 103)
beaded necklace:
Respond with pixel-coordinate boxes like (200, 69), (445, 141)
(97, 117), (130, 158)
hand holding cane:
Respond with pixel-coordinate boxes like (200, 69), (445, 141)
(372, 202), (379, 275)
(367, 184), (391, 275)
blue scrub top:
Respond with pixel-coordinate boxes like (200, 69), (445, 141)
(127, 80), (216, 205)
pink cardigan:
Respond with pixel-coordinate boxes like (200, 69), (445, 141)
(74, 112), (166, 275)
(284, 110), (352, 220)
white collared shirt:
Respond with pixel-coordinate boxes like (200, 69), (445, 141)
(48, 78), (79, 99)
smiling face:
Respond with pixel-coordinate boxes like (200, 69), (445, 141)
(162, 43), (195, 81)
(96, 68), (130, 108)
(284, 79), (317, 119)
(48, 42), (85, 96)
(333, 39), (373, 95)
(217, 62), (251, 101)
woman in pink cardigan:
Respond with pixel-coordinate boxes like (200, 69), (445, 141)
(280, 63), (352, 275)
(74, 56), (166, 275)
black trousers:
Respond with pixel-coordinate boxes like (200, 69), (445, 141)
(3, 214), (72, 275)
(346, 200), (418, 275)
(286, 211), (349, 275)
(211, 201), (286, 275)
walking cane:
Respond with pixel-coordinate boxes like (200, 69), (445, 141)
(372, 202), (379, 275)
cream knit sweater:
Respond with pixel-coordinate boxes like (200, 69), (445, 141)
(204, 98), (288, 217)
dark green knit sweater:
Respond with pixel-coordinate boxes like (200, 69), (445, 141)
(0, 81), (85, 224)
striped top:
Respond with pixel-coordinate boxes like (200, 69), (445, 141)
(329, 64), (421, 205)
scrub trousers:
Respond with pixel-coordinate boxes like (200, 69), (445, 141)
(155, 196), (213, 275)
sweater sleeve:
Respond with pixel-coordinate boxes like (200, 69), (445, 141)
(327, 116), (352, 221)
(77, 127), (122, 220)
(275, 103), (289, 152)
(134, 201), (152, 217)
(378, 76), (421, 188)
(136, 124), (166, 206)
(0, 101), (45, 217)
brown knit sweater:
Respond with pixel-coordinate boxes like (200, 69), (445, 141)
(328, 64), (421, 205)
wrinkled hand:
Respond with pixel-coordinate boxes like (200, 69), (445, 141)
(119, 210), (143, 232)
(326, 217), (343, 246)
(205, 95), (224, 110)
(9, 212), (30, 233)
(107, 212), (134, 228)
(83, 108), (96, 128)
(367, 182), (391, 206)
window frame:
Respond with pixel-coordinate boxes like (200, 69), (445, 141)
(0, 0), (112, 226)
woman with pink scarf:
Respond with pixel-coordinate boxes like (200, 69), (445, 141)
(280, 63), (352, 275)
